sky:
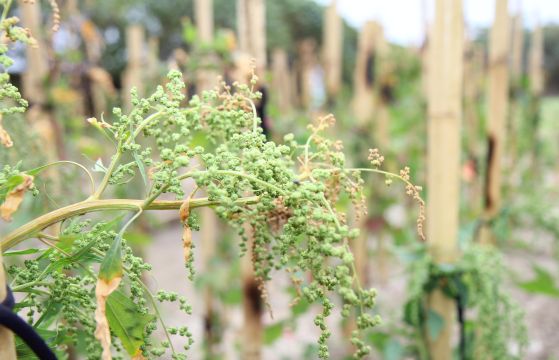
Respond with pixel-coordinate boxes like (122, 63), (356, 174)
(315, 0), (559, 45)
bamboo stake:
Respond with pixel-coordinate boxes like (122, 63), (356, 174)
(241, 226), (263, 360)
(352, 21), (380, 126)
(426, 0), (463, 358)
(20, 0), (48, 105)
(322, 0), (343, 103)
(0, 251), (16, 359)
(271, 48), (292, 111)
(509, 14), (523, 171)
(463, 41), (485, 213)
(237, 0), (266, 75)
(236, 1), (266, 356)
(511, 15), (524, 84)
(195, 0), (214, 92)
(375, 25), (390, 149)
(529, 23), (544, 97)
(296, 39), (317, 109)
(122, 25), (145, 111)
(147, 36), (160, 82)
(20, 0), (64, 168)
(193, 1), (222, 355)
(480, 0), (510, 245)
(527, 22), (544, 169)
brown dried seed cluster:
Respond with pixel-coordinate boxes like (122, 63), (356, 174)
(267, 197), (292, 233)
(400, 167), (426, 241)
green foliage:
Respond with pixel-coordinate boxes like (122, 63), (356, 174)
(404, 244), (528, 360)
(105, 290), (156, 356)
(517, 266), (559, 297)
(1, 65), (426, 359)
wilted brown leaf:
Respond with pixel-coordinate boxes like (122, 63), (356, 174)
(180, 197), (192, 263)
(0, 174), (34, 221)
(0, 115), (13, 148)
(94, 276), (122, 360)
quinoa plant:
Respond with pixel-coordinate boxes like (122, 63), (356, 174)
(0, 2), (426, 359)
(1, 69), (425, 359)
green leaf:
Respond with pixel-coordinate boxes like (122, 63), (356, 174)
(368, 331), (389, 350)
(291, 297), (310, 317)
(0, 173), (26, 201)
(384, 339), (404, 360)
(3, 248), (41, 256)
(133, 151), (148, 188)
(221, 287), (242, 305)
(426, 309), (444, 340)
(99, 233), (123, 281)
(518, 266), (559, 297)
(263, 322), (285, 345)
(106, 290), (155, 356)
(124, 231), (152, 246)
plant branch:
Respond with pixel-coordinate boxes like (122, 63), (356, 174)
(1, 196), (259, 251)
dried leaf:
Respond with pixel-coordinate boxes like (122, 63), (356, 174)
(0, 174), (33, 221)
(0, 115), (13, 148)
(94, 276), (122, 360)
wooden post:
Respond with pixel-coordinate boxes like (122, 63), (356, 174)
(296, 39), (317, 109)
(0, 251), (16, 359)
(147, 36), (160, 82)
(463, 41), (485, 213)
(122, 25), (145, 111)
(200, 206), (220, 356)
(237, 0), (266, 75)
(20, 0), (48, 105)
(511, 15), (524, 84)
(193, 4), (222, 355)
(527, 22), (544, 168)
(374, 25), (390, 149)
(322, 0), (343, 103)
(480, 0), (510, 245)
(352, 21), (379, 126)
(241, 226), (263, 360)
(236, 1), (266, 357)
(529, 23), (544, 97)
(509, 14), (523, 169)
(20, 0), (62, 160)
(271, 48), (292, 111)
(426, 0), (463, 359)
(195, 0), (215, 92)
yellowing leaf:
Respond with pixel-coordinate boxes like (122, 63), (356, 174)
(0, 115), (13, 148)
(94, 276), (122, 360)
(0, 174), (33, 221)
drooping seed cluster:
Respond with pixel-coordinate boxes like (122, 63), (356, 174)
(3, 68), (427, 359)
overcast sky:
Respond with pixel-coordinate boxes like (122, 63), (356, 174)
(315, 0), (559, 45)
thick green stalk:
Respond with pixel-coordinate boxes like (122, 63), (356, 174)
(1, 196), (259, 251)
